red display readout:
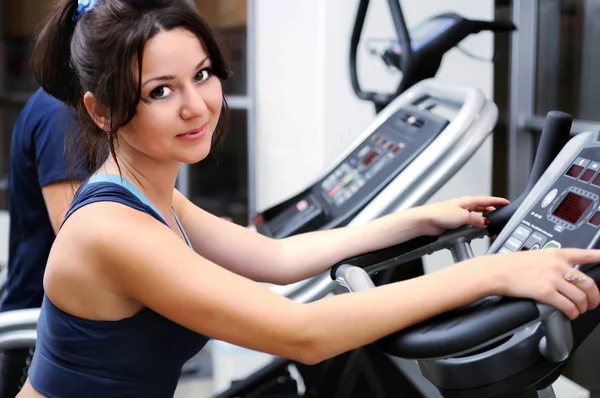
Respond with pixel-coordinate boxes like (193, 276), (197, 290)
(552, 193), (592, 224)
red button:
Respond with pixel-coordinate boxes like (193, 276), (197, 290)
(296, 200), (308, 212)
(328, 184), (342, 197)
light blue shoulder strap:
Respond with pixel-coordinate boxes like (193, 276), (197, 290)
(87, 174), (193, 248)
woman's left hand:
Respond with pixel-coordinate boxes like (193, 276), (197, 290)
(413, 196), (510, 236)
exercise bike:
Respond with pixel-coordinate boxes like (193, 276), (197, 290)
(333, 111), (600, 397)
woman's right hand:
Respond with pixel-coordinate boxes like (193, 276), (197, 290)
(474, 248), (600, 320)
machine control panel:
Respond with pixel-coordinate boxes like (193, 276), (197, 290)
(318, 105), (447, 210)
(497, 148), (600, 254)
(256, 101), (451, 239)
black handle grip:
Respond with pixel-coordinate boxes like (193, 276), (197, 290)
(330, 235), (438, 280)
(381, 266), (600, 360)
(469, 20), (517, 33)
(379, 296), (539, 359)
(485, 111), (573, 235)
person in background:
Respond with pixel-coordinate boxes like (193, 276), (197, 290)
(0, 89), (89, 397)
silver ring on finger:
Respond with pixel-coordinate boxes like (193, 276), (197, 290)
(564, 272), (587, 284)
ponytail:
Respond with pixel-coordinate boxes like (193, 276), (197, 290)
(31, 0), (81, 107)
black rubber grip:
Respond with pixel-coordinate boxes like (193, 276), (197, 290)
(485, 111), (573, 235)
(330, 235), (438, 280)
(378, 296), (540, 359)
(380, 265), (600, 360)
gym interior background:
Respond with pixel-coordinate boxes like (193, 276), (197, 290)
(0, 0), (599, 397)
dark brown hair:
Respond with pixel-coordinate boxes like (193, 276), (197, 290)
(32, 0), (231, 173)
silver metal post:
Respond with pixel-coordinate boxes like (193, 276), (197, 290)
(449, 239), (474, 262)
(537, 386), (557, 398)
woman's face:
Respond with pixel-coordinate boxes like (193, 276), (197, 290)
(122, 27), (223, 166)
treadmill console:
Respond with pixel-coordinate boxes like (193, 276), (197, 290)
(496, 147), (600, 254)
(258, 103), (449, 238)
(318, 105), (446, 209)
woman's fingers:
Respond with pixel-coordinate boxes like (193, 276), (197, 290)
(458, 196), (510, 211)
(557, 279), (589, 314)
(547, 291), (580, 320)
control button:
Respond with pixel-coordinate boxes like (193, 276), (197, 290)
(499, 247), (512, 254)
(328, 184), (342, 197)
(575, 157), (591, 168)
(523, 232), (547, 250)
(580, 168), (596, 183)
(554, 224), (565, 233)
(590, 161), (600, 172)
(296, 200), (308, 212)
(504, 237), (523, 251)
(541, 189), (558, 209)
(512, 225), (532, 241)
(566, 164), (584, 179)
(543, 240), (561, 249)
(529, 243), (541, 250)
(592, 173), (600, 187)
(342, 173), (354, 186)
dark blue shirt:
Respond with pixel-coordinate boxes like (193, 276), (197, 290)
(28, 176), (208, 397)
(1, 89), (88, 312)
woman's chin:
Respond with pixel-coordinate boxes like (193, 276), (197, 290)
(180, 147), (211, 164)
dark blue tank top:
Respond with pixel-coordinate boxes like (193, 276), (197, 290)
(28, 174), (210, 397)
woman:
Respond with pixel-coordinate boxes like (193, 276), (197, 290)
(18, 0), (600, 396)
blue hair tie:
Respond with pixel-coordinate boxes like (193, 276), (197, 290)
(73, 0), (100, 21)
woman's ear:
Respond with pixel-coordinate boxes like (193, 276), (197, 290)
(83, 92), (110, 132)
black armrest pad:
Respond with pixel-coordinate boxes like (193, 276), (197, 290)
(378, 296), (540, 359)
(330, 235), (438, 280)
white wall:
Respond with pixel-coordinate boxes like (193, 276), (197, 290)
(255, 0), (494, 271)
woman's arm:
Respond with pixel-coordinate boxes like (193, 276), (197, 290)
(78, 202), (600, 365)
(174, 190), (507, 285)
(173, 190), (429, 284)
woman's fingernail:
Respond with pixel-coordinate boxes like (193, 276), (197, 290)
(484, 218), (491, 226)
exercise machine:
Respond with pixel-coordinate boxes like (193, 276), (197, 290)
(350, 0), (515, 112)
(333, 111), (600, 397)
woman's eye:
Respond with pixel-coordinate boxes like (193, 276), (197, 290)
(195, 69), (213, 83)
(150, 86), (173, 100)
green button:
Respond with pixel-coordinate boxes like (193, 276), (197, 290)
(343, 174), (354, 186)
(543, 240), (561, 249)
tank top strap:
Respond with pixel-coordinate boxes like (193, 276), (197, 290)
(62, 174), (193, 248)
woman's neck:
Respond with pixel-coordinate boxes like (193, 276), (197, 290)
(98, 154), (181, 215)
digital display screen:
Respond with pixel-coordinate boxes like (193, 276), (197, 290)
(592, 173), (600, 187)
(589, 211), (600, 227)
(362, 151), (380, 166)
(580, 169), (596, 182)
(566, 164), (584, 178)
(552, 193), (592, 224)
